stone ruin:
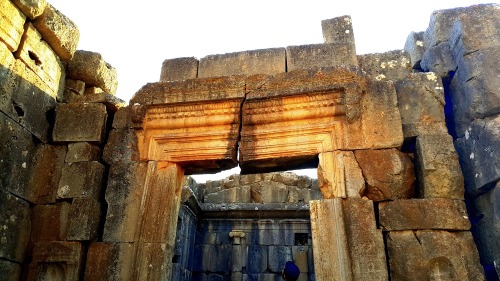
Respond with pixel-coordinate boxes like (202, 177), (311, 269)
(0, 1), (499, 280)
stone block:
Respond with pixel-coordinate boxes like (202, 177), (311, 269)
(386, 230), (484, 281)
(318, 151), (345, 199)
(12, 0), (46, 19)
(268, 246), (291, 273)
(103, 162), (148, 242)
(198, 48), (285, 78)
(379, 199), (470, 231)
(420, 42), (456, 78)
(415, 134), (464, 199)
(160, 57), (198, 81)
(57, 161), (105, 199)
(423, 6), (470, 48)
(112, 107), (132, 129)
(52, 103), (108, 143)
(250, 181), (288, 203)
(196, 244), (231, 272)
(0, 112), (37, 200)
(0, 189), (30, 262)
(247, 245), (268, 273)
(286, 43), (357, 71)
(67, 50), (118, 94)
(67, 198), (101, 241)
(321, 15), (355, 45)
(65, 142), (100, 163)
(15, 23), (64, 99)
(357, 50), (412, 81)
(353, 148), (415, 202)
(33, 3), (79, 61)
(84, 85), (104, 95)
(30, 202), (71, 242)
(0, 0), (26, 51)
(0, 260), (21, 281)
(84, 242), (136, 281)
(68, 92), (126, 113)
(272, 172), (299, 186)
(28, 144), (66, 204)
(468, 183), (500, 265)
(28, 241), (83, 281)
(292, 246), (309, 274)
(341, 151), (365, 198)
(204, 186), (251, 204)
(403, 31), (425, 69)
(303, 189), (322, 203)
(455, 115), (500, 195)
(394, 72), (447, 139)
(65, 79), (85, 95)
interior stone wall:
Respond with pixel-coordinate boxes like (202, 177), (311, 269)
(0, 1), (498, 280)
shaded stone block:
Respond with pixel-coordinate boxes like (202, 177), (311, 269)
(28, 144), (66, 204)
(57, 161), (105, 199)
(415, 134), (464, 199)
(342, 151), (365, 198)
(0, 260), (21, 281)
(84, 242), (136, 281)
(67, 50), (118, 94)
(268, 246), (291, 273)
(160, 57), (198, 82)
(386, 230), (484, 281)
(357, 50), (412, 81)
(0, 189), (30, 262)
(420, 41), (456, 78)
(250, 181), (288, 203)
(404, 31), (425, 69)
(27, 241), (83, 281)
(103, 162), (148, 242)
(196, 244), (231, 272)
(65, 142), (100, 163)
(67, 198), (101, 241)
(11, 0), (46, 19)
(292, 246), (309, 274)
(468, 183), (500, 265)
(61, 79), (85, 102)
(198, 48), (285, 78)
(31, 202), (70, 242)
(286, 43), (357, 71)
(112, 107), (132, 129)
(0, 0), (26, 51)
(33, 3), (80, 61)
(455, 115), (500, 196)
(52, 103), (108, 143)
(379, 199), (470, 231)
(354, 148), (415, 202)
(102, 129), (144, 165)
(204, 186), (251, 204)
(134, 242), (173, 281)
(247, 245), (268, 274)
(394, 72), (447, 139)
(0, 112), (37, 200)
(423, 5), (470, 48)
(15, 23), (64, 99)
(321, 15), (355, 45)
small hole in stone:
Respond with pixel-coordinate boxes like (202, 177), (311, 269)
(172, 254), (180, 263)
(13, 103), (24, 117)
(28, 51), (42, 66)
(294, 233), (308, 245)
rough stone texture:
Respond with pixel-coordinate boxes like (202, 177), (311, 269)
(65, 142), (101, 163)
(321, 15), (355, 45)
(30, 202), (70, 243)
(198, 48), (285, 78)
(0, 0), (26, 51)
(420, 41), (456, 78)
(33, 3), (79, 61)
(52, 103), (108, 143)
(318, 151), (345, 199)
(27, 241), (83, 281)
(103, 162), (148, 242)
(103, 129), (140, 165)
(286, 43), (357, 71)
(404, 31), (425, 69)
(468, 183), (500, 265)
(12, 0), (46, 19)
(84, 242), (136, 281)
(246, 245), (268, 274)
(67, 198), (101, 241)
(250, 181), (288, 203)
(394, 72), (447, 139)
(0, 112), (37, 200)
(386, 230), (484, 281)
(357, 50), (412, 81)
(62, 78), (85, 102)
(134, 243), (172, 281)
(342, 151), (366, 198)
(28, 144), (66, 204)
(379, 199), (470, 231)
(423, 5), (470, 48)
(354, 148), (415, 202)
(160, 57), (198, 82)
(15, 23), (64, 100)
(455, 115), (500, 196)
(67, 50), (118, 94)
(204, 186), (251, 204)
(0, 259), (21, 281)
(111, 107), (132, 129)
(415, 134), (464, 199)
(268, 246), (292, 273)
(0, 189), (31, 262)
(68, 92), (125, 113)
(57, 161), (105, 199)
(342, 198), (389, 280)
